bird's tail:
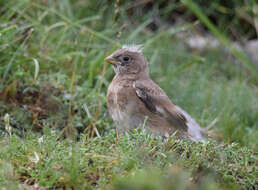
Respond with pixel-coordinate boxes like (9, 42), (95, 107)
(175, 106), (219, 142)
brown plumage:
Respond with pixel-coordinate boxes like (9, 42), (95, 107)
(105, 45), (205, 141)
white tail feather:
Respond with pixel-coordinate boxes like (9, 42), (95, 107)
(175, 105), (206, 142)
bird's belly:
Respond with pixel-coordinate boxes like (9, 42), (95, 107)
(111, 104), (143, 133)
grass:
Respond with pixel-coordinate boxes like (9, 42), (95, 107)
(0, 0), (257, 189)
(0, 129), (257, 189)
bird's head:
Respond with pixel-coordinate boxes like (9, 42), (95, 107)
(104, 45), (149, 78)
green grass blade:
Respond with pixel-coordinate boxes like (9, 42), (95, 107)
(32, 58), (39, 81)
(128, 19), (152, 40)
(182, 0), (258, 78)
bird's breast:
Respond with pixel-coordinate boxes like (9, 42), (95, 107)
(107, 80), (143, 132)
(107, 84), (127, 110)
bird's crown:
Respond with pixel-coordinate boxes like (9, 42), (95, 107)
(122, 44), (143, 53)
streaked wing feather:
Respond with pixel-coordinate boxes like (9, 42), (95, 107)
(134, 81), (188, 131)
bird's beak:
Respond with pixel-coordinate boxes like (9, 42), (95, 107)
(104, 55), (120, 66)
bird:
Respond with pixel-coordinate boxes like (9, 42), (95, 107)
(105, 44), (205, 141)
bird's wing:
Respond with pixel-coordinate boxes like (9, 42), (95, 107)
(133, 80), (188, 131)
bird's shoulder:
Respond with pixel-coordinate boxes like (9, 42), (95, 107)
(133, 79), (169, 99)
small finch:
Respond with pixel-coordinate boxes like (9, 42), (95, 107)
(105, 45), (205, 141)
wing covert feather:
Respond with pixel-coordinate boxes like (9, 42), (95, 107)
(133, 81), (188, 131)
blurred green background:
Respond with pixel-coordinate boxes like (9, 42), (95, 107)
(0, 0), (257, 189)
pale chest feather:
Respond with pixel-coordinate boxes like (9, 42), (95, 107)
(107, 79), (132, 109)
(107, 81), (142, 131)
(107, 82), (129, 120)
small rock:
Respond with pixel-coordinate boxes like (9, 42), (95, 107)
(245, 39), (258, 67)
(185, 35), (220, 50)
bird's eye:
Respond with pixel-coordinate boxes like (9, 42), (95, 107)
(123, 56), (130, 62)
